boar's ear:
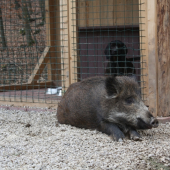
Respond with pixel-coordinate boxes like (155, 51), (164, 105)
(105, 76), (120, 98)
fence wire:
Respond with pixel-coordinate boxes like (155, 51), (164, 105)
(0, 0), (147, 103)
(72, 0), (147, 101)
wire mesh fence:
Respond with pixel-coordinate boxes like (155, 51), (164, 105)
(72, 0), (147, 101)
(1, 0), (46, 83)
(0, 0), (147, 104)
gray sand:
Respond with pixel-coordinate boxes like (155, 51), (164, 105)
(0, 108), (170, 170)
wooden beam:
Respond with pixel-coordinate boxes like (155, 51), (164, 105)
(139, 0), (158, 117)
(68, 0), (78, 84)
(0, 96), (60, 104)
(78, 0), (139, 27)
(138, 0), (149, 105)
(45, 0), (52, 82)
(0, 81), (54, 92)
(59, 0), (70, 93)
(28, 47), (50, 83)
(0, 100), (59, 109)
(46, 0), (61, 83)
(147, 0), (158, 117)
(157, 0), (170, 117)
(78, 25), (140, 30)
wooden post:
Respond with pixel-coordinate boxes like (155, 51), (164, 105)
(60, 0), (70, 92)
(46, 0), (61, 85)
(157, 0), (170, 117)
(147, 0), (158, 116)
(138, 0), (149, 106)
(68, 0), (78, 84)
(45, 0), (52, 81)
(139, 0), (158, 117)
(147, 0), (158, 117)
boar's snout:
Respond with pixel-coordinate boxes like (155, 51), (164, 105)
(150, 117), (159, 128)
(148, 111), (159, 128)
(137, 111), (159, 129)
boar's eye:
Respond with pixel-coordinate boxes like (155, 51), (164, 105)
(125, 97), (134, 105)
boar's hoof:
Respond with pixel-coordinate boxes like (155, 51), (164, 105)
(101, 121), (125, 141)
(118, 138), (123, 142)
(111, 133), (125, 142)
(110, 129), (125, 141)
(129, 130), (142, 141)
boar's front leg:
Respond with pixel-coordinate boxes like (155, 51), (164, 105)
(100, 121), (125, 141)
(128, 129), (142, 141)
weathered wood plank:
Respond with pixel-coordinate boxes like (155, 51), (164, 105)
(0, 81), (54, 92)
(147, 0), (158, 117)
(68, 0), (78, 84)
(157, 0), (170, 117)
(0, 100), (59, 109)
(125, 0), (139, 25)
(78, 0), (139, 27)
(46, 0), (61, 84)
(59, 0), (70, 92)
(0, 96), (60, 104)
(28, 47), (50, 83)
(138, 0), (149, 106)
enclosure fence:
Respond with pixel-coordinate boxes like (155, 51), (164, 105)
(0, 0), (147, 104)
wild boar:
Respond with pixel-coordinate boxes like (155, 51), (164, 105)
(57, 76), (158, 141)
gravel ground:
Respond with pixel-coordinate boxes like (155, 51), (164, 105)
(0, 108), (170, 170)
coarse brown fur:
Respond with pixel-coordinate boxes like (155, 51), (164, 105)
(57, 76), (158, 141)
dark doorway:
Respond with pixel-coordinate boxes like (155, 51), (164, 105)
(78, 27), (140, 81)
